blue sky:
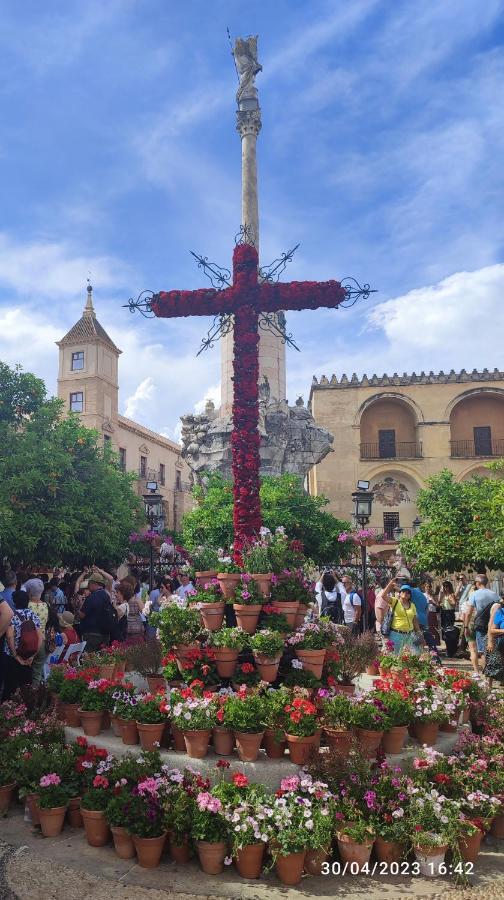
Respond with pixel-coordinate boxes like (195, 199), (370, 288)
(0, 0), (503, 438)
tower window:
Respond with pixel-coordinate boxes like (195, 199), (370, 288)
(104, 434), (111, 445)
(119, 448), (126, 471)
(176, 470), (182, 490)
(71, 351), (84, 371)
(70, 392), (83, 413)
(140, 455), (147, 478)
(159, 463), (166, 486)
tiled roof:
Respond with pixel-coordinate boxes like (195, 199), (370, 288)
(57, 286), (121, 353)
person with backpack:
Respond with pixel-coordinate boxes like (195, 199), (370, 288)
(465, 574), (500, 673)
(3, 590), (44, 699)
(78, 572), (113, 651)
(317, 572), (345, 624)
(24, 578), (49, 685)
(340, 575), (362, 635)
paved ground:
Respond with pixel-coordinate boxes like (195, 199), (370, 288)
(0, 807), (502, 900)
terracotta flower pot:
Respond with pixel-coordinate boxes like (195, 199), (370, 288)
(0, 783), (16, 815)
(413, 721), (439, 746)
(440, 720), (458, 733)
(81, 808), (111, 847)
(119, 718), (139, 745)
(274, 600), (299, 628)
(171, 723), (187, 752)
(195, 570), (218, 587)
(111, 715), (122, 737)
(213, 647), (240, 678)
(458, 828), (483, 863)
(275, 850), (306, 885)
(132, 832), (167, 868)
(295, 604), (310, 629)
(217, 573), (241, 599)
(199, 602), (226, 632)
(332, 683), (355, 696)
(324, 728), (352, 755)
(263, 728), (286, 759)
(213, 726), (235, 756)
(366, 661), (380, 676)
(304, 846), (330, 876)
(67, 797), (83, 828)
(78, 709), (104, 737)
(252, 651), (281, 682)
(39, 805), (67, 838)
(146, 674), (166, 693)
(382, 725), (408, 754)
(111, 825), (136, 859)
(462, 706), (470, 724)
(491, 812), (504, 838)
(183, 728), (212, 758)
(174, 643), (200, 674)
(136, 721), (165, 751)
(374, 836), (405, 864)
(234, 730), (264, 762)
(294, 648), (326, 679)
(62, 702), (81, 727)
(235, 843), (265, 879)
(355, 728), (384, 757)
(197, 840), (227, 875)
(233, 604), (262, 635)
(337, 833), (373, 871)
(26, 792), (40, 826)
(250, 573), (272, 598)
(99, 663), (115, 679)
(286, 733), (318, 765)
(170, 837), (192, 863)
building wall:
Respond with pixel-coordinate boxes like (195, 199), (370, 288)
(308, 373), (504, 542)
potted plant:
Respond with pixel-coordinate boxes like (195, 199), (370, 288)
(78, 679), (110, 737)
(161, 651), (183, 688)
(191, 546), (220, 585)
(261, 604), (292, 636)
(270, 573), (312, 627)
(213, 694), (235, 756)
(152, 605), (201, 669)
(37, 773), (71, 838)
(368, 763), (410, 864)
(283, 696), (319, 765)
(283, 660), (321, 696)
(349, 694), (388, 757)
(336, 819), (375, 871)
(192, 790), (229, 874)
(216, 560), (242, 599)
(135, 692), (169, 751)
(325, 630), (377, 693)
(177, 647), (220, 690)
(125, 640), (165, 692)
(206, 627), (249, 677)
(0, 749), (17, 816)
(249, 629), (284, 682)
(232, 661), (261, 691)
(223, 797), (272, 879)
(412, 683), (447, 746)
(224, 689), (265, 762)
(163, 775), (196, 863)
(172, 695), (216, 758)
(270, 790), (310, 885)
(123, 779), (168, 868)
(103, 786), (136, 859)
(232, 576), (264, 634)
(321, 693), (354, 753)
(241, 540), (273, 597)
(288, 619), (335, 678)
(81, 777), (112, 847)
(408, 788), (459, 876)
(376, 688), (414, 754)
(262, 687), (289, 758)
(59, 672), (87, 727)
(457, 817), (484, 864)
(113, 694), (140, 745)
(190, 579), (226, 632)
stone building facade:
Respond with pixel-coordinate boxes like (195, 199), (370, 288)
(57, 285), (192, 531)
(308, 369), (504, 551)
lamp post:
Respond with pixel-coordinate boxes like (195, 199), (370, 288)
(351, 484), (374, 631)
(142, 481), (164, 590)
(412, 516), (422, 534)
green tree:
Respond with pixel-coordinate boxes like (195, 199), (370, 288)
(401, 468), (504, 574)
(181, 472), (351, 563)
(0, 362), (144, 568)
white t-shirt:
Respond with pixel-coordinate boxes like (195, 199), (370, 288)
(176, 582), (195, 603)
(315, 580), (345, 611)
(343, 590), (361, 624)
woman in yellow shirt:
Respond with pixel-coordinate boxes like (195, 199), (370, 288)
(382, 581), (426, 654)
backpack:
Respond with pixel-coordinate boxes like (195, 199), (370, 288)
(98, 597), (118, 638)
(381, 599), (399, 637)
(474, 601), (494, 633)
(17, 617), (39, 659)
(320, 589), (344, 625)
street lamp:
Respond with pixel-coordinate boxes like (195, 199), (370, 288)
(393, 526), (404, 542)
(352, 485), (374, 631)
(142, 481), (164, 590)
(412, 516), (422, 533)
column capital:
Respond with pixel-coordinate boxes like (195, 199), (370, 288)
(236, 107), (262, 138)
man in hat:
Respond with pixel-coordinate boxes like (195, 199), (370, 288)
(78, 572), (111, 651)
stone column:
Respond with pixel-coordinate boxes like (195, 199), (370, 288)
(220, 69), (286, 415)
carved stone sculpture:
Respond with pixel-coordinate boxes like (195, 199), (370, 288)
(233, 35), (262, 104)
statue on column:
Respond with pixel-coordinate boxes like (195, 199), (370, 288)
(233, 35), (262, 103)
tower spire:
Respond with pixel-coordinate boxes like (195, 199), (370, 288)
(84, 279), (95, 317)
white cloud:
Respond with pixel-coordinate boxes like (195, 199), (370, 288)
(194, 383), (221, 414)
(123, 376), (156, 419)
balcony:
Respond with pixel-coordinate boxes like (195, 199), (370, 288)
(450, 438), (504, 458)
(360, 441), (423, 460)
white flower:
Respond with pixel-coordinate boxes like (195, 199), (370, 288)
(305, 820), (314, 830)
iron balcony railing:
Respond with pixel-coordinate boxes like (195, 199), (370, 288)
(450, 438), (504, 458)
(360, 441), (423, 460)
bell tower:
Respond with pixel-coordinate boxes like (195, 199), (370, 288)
(57, 283), (121, 442)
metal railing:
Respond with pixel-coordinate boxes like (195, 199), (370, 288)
(450, 438), (504, 458)
(360, 441), (422, 460)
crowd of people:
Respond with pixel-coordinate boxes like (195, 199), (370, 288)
(1, 560), (503, 700)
